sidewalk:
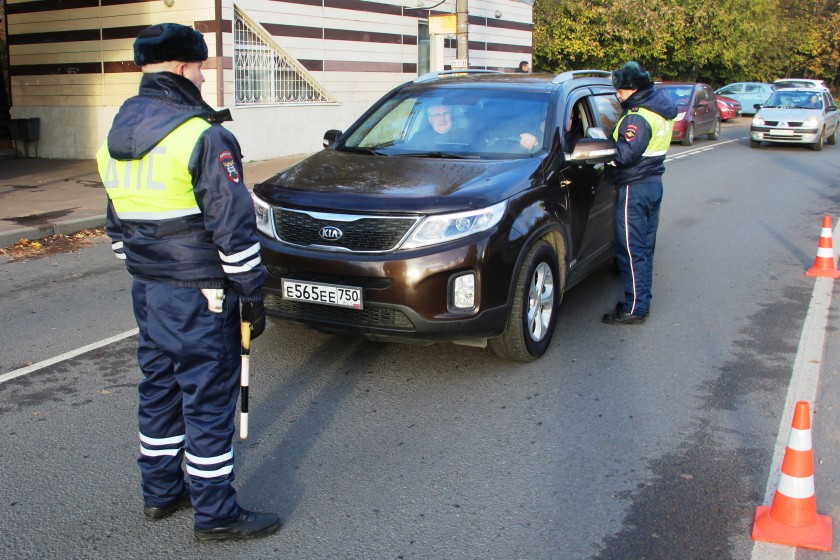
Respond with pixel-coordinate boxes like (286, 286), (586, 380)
(0, 154), (309, 248)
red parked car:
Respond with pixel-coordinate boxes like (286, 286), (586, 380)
(658, 82), (722, 145)
(716, 94), (742, 121)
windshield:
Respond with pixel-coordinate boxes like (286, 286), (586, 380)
(340, 87), (551, 159)
(763, 91), (823, 109)
(659, 86), (694, 107)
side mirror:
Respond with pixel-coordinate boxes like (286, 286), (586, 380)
(323, 129), (343, 148)
(697, 99), (708, 108)
(585, 126), (608, 140)
(568, 138), (616, 164)
(754, 103), (763, 111)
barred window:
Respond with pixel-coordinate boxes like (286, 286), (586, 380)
(233, 7), (335, 106)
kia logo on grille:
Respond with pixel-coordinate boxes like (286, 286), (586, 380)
(319, 225), (343, 241)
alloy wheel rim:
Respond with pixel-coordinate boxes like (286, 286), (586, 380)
(527, 262), (554, 341)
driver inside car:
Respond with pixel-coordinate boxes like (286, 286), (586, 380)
(410, 104), (472, 147)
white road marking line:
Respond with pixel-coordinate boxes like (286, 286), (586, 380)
(749, 224), (838, 560)
(665, 137), (744, 162)
(0, 328), (139, 385)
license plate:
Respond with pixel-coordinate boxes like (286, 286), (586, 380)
(771, 128), (794, 136)
(281, 279), (363, 309)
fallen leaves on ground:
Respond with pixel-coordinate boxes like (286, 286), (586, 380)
(0, 228), (107, 261)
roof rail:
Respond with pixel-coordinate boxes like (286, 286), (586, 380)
(552, 70), (612, 84)
(414, 69), (505, 83)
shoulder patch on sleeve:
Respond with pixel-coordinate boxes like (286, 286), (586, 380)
(624, 124), (638, 141)
(219, 150), (241, 183)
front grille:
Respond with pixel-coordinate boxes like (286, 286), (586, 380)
(273, 208), (418, 252)
(265, 293), (414, 329)
(266, 266), (393, 290)
(762, 121), (804, 127)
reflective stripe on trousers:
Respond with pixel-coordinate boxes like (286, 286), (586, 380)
(132, 277), (243, 528)
(613, 182), (663, 316)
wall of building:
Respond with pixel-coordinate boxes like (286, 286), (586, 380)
(7, 0), (532, 161)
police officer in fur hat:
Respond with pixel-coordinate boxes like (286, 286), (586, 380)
(97, 23), (280, 540)
(602, 61), (677, 325)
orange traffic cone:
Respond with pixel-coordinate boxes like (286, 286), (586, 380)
(806, 216), (840, 278)
(752, 401), (833, 551)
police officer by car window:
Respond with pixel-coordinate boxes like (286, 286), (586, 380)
(602, 61), (677, 325)
(97, 23), (280, 541)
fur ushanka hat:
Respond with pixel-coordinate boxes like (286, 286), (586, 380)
(133, 23), (208, 67)
(612, 61), (652, 90)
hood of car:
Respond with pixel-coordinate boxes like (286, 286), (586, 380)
(757, 108), (823, 122)
(254, 149), (542, 214)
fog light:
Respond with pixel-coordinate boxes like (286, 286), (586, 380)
(452, 273), (475, 309)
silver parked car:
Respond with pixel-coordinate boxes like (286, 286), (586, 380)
(714, 82), (775, 115)
(750, 88), (839, 150)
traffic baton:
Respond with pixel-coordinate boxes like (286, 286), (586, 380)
(240, 321), (251, 440)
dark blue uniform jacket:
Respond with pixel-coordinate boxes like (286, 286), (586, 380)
(104, 72), (266, 301)
(611, 83), (678, 186)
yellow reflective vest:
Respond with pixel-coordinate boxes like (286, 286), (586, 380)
(97, 118), (211, 220)
(613, 107), (674, 157)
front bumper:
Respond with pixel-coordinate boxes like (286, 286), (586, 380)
(258, 232), (514, 342)
(720, 108), (740, 120)
(750, 127), (821, 144)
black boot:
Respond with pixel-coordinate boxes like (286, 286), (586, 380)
(195, 510), (281, 541)
(602, 309), (646, 325)
(143, 486), (191, 520)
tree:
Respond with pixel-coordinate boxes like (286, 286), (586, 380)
(532, 0), (838, 92)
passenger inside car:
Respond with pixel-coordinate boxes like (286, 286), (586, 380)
(565, 101), (587, 149)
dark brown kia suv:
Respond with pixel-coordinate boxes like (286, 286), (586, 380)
(252, 70), (622, 361)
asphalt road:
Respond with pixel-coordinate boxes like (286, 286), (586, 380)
(1, 119), (839, 560)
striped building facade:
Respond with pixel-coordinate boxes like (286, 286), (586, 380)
(4, 0), (533, 160)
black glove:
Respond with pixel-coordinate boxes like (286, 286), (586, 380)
(240, 300), (266, 340)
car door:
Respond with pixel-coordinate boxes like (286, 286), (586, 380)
(717, 83), (744, 106)
(691, 85), (712, 134)
(744, 84), (771, 113)
(558, 87), (620, 273)
(823, 92), (839, 135)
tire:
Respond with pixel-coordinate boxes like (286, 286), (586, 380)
(490, 240), (564, 362)
(810, 128), (824, 151)
(681, 123), (694, 146)
(827, 124), (838, 146)
(708, 118), (721, 140)
(750, 139), (761, 149)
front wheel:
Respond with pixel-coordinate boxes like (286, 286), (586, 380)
(708, 118), (721, 140)
(750, 139), (761, 149)
(681, 123), (695, 146)
(491, 241), (563, 362)
(827, 124), (838, 146)
(810, 128), (824, 151)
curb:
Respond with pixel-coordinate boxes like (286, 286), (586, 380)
(0, 214), (106, 249)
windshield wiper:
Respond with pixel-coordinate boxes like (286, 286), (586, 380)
(398, 151), (476, 159)
(338, 146), (389, 156)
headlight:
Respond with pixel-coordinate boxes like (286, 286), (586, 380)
(802, 117), (820, 129)
(402, 201), (507, 249)
(674, 111), (686, 122)
(251, 193), (274, 237)
(752, 115), (765, 126)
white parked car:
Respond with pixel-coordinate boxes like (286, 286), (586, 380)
(773, 78), (831, 93)
(750, 87), (839, 150)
